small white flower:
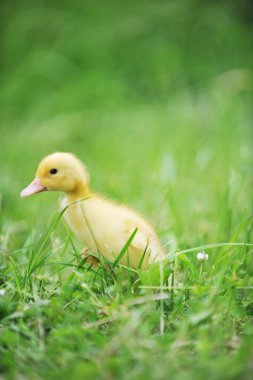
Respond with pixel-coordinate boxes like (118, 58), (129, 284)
(0, 289), (6, 296)
(197, 252), (209, 262)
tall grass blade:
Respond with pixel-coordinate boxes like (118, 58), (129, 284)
(113, 228), (138, 268)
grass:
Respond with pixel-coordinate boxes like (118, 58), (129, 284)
(1, 1), (253, 379)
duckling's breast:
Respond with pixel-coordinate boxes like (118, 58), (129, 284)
(61, 197), (99, 251)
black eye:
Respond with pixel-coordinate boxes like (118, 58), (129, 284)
(50, 168), (58, 175)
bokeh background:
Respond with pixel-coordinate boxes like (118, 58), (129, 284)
(1, 1), (253, 379)
(1, 0), (253, 252)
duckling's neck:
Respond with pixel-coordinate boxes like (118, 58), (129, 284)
(66, 182), (93, 203)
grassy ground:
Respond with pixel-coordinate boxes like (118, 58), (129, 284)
(1, 1), (253, 379)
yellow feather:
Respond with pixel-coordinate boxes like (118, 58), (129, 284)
(21, 152), (166, 269)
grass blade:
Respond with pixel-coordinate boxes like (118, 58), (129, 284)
(113, 228), (138, 268)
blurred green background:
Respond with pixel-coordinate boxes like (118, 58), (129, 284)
(1, 0), (253, 267)
(1, 2), (253, 378)
(1, 0), (253, 230)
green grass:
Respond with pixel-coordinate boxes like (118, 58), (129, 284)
(1, 1), (253, 379)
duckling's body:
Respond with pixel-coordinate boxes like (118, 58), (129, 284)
(62, 194), (165, 268)
(21, 152), (166, 269)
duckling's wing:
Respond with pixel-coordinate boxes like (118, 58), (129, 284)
(123, 220), (165, 267)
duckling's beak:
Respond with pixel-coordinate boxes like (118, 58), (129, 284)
(20, 177), (47, 197)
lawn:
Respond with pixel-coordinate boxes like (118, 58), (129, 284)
(0, 1), (253, 379)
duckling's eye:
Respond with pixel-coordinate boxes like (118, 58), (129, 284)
(50, 168), (58, 175)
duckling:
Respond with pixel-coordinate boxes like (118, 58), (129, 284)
(21, 152), (166, 269)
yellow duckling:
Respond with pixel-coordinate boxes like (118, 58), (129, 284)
(21, 152), (166, 269)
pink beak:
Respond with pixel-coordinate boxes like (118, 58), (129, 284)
(20, 177), (47, 198)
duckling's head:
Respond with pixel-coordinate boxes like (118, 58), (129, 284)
(21, 152), (90, 198)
